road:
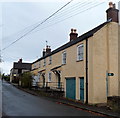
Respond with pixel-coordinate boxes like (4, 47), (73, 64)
(2, 81), (102, 117)
(0, 79), (2, 118)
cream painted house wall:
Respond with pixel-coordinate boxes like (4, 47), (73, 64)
(88, 36), (94, 104)
(118, 25), (120, 96)
(88, 25), (108, 104)
(107, 23), (119, 96)
(88, 22), (119, 104)
(32, 41), (85, 101)
(31, 22), (119, 104)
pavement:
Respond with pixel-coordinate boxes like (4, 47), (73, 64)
(58, 98), (119, 118)
(11, 82), (120, 118)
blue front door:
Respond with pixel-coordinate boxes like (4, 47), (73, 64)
(66, 78), (76, 100)
(80, 77), (84, 102)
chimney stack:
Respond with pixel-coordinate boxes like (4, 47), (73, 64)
(69, 28), (78, 41)
(46, 45), (51, 55)
(18, 58), (22, 63)
(106, 2), (119, 23)
(42, 45), (51, 57)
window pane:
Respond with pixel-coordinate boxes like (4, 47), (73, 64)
(48, 72), (52, 82)
(62, 52), (66, 64)
(77, 44), (84, 61)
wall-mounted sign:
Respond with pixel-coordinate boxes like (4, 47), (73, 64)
(108, 73), (114, 76)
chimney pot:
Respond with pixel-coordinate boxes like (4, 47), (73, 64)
(71, 28), (74, 33)
(113, 4), (116, 9)
(74, 29), (77, 33)
(69, 28), (78, 41)
(46, 45), (49, 49)
(18, 58), (22, 63)
(46, 45), (51, 55)
(109, 2), (113, 8)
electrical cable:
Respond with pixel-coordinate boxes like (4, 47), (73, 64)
(2, 0), (74, 51)
(29, 1), (105, 34)
(2, 0), (98, 44)
(2, 0), (94, 43)
(2, 0), (104, 51)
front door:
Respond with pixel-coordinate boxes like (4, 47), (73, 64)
(66, 77), (76, 100)
(80, 77), (84, 102)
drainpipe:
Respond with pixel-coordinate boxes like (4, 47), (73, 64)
(86, 38), (88, 104)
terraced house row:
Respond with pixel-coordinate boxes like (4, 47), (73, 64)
(10, 2), (120, 104)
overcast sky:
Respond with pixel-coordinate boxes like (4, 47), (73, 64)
(0, 0), (119, 74)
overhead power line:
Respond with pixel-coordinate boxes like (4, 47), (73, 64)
(2, 0), (96, 43)
(27, 1), (105, 35)
(2, 0), (89, 43)
(2, 0), (74, 51)
(2, 0), (86, 42)
(2, 0), (105, 51)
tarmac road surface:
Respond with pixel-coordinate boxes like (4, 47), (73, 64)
(2, 81), (104, 117)
(0, 79), (2, 118)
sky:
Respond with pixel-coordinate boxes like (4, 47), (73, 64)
(0, 0), (119, 74)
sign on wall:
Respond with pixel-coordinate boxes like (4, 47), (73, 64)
(108, 73), (114, 76)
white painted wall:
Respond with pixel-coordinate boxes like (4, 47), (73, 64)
(32, 75), (40, 86)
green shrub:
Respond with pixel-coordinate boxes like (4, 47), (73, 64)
(21, 72), (33, 89)
(2, 74), (10, 82)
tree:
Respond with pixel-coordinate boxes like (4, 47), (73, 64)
(3, 74), (10, 81)
(21, 72), (33, 89)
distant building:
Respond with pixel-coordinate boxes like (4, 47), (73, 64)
(31, 2), (120, 104)
(10, 59), (31, 83)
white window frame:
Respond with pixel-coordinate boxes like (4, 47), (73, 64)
(49, 56), (52, 65)
(34, 63), (36, 68)
(62, 51), (67, 65)
(77, 44), (84, 61)
(48, 72), (52, 82)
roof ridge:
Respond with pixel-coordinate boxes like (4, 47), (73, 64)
(32, 20), (111, 64)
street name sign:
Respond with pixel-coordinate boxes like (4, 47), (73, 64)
(108, 73), (114, 76)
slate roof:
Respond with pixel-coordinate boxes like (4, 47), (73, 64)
(33, 20), (111, 64)
(13, 62), (32, 70)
